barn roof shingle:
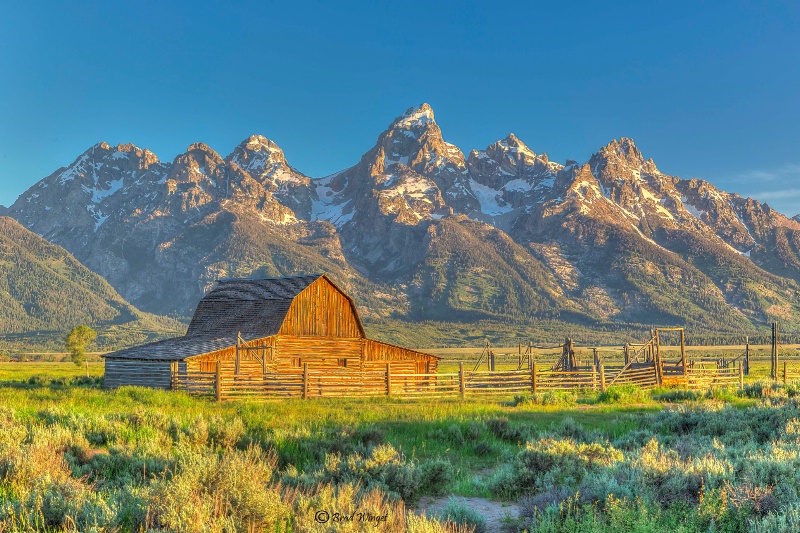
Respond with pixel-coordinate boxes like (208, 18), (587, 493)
(103, 274), (324, 361)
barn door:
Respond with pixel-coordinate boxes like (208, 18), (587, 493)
(415, 361), (427, 375)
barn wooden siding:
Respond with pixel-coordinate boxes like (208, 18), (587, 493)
(278, 277), (363, 337)
(104, 359), (185, 389)
(275, 337), (362, 372)
(362, 339), (438, 373)
(185, 337), (436, 376)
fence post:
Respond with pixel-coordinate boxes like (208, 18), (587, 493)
(784, 361), (788, 385)
(680, 329), (686, 374)
(738, 362), (744, 391)
(459, 362), (466, 399)
(302, 362), (309, 400)
(531, 361), (537, 393)
(386, 363), (392, 396)
(600, 364), (606, 392)
(592, 365), (597, 391)
(170, 361), (177, 390)
(744, 336), (750, 375)
(215, 360), (222, 402)
(654, 360), (662, 387)
(771, 322), (777, 380)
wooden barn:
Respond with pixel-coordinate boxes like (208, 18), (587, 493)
(102, 274), (439, 389)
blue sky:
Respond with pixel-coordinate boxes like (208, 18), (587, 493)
(2, 1), (799, 215)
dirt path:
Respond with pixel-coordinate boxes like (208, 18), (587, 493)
(417, 495), (521, 531)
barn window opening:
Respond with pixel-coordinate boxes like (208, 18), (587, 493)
(338, 358), (347, 368)
(292, 357), (302, 368)
(200, 360), (216, 373)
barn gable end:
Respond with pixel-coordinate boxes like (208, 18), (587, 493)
(278, 276), (364, 338)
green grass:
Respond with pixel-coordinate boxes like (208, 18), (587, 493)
(4, 363), (800, 531)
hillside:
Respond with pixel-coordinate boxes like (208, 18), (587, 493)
(0, 217), (182, 350)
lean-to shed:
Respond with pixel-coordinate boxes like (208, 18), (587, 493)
(102, 274), (439, 389)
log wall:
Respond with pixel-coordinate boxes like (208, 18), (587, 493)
(104, 359), (184, 389)
(275, 336), (363, 372)
(181, 336), (439, 377)
(362, 339), (438, 373)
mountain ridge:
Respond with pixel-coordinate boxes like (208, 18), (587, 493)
(6, 103), (800, 334)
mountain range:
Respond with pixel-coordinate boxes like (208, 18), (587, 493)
(5, 103), (800, 341)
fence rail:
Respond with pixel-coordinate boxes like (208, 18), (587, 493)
(169, 359), (751, 401)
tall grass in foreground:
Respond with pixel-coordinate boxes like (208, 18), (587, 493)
(4, 369), (800, 531)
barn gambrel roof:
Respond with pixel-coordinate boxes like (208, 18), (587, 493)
(103, 274), (364, 361)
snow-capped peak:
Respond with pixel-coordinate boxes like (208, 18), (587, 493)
(393, 103), (436, 130)
(241, 134), (282, 153)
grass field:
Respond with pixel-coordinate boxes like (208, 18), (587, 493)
(3, 363), (800, 531)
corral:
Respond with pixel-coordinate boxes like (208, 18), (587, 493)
(171, 328), (750, 401)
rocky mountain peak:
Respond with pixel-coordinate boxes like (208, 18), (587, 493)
(227, 135), (312, 218)
(228, 135), (289, 176)
(332, 103), (477, 214)
(500, 133), (528, 150)
(184, 142), (221, 159)
(382, 104), (455, 161)
(599, 137), (644, 165)
(489, 134), (541, 162)
(392, 103), (436, 131)
(467, 133), (559, 197)
(238, 135), (285, 158)
(589, 137), (658, 197)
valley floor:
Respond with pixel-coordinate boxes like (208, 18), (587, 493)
(1, 363), (799, 532)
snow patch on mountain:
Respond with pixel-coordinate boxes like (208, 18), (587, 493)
(681, 197), (706, 220)
(311, 175), (354, 227)
(469, 179), (512, 215)
(90, 177), (124, 204)
(58, 155), (89, 184)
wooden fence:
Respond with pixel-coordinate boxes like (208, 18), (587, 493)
(686, 366), (741, 389)
(172, 359), (738, 401)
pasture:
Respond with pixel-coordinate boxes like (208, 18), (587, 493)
(2, 362), (800, 531)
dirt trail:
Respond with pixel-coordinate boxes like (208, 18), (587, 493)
(417, 496), (521, 531)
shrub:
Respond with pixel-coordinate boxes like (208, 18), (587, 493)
(148, 445), (289, 532)
(552, 417), (589, 441)
(434, 497), (487, 533)
(653, 389), (703, 402)
(208, 415), (246, 449)
(748, 503), (800, 532)
(473, 441), (494, 456)
(446, 424), (466, 447)
(512, 391), (577, 406)
(485, 417), (527, 443)
(598, 384), (649, 404)
(418, 458), (453, 496)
